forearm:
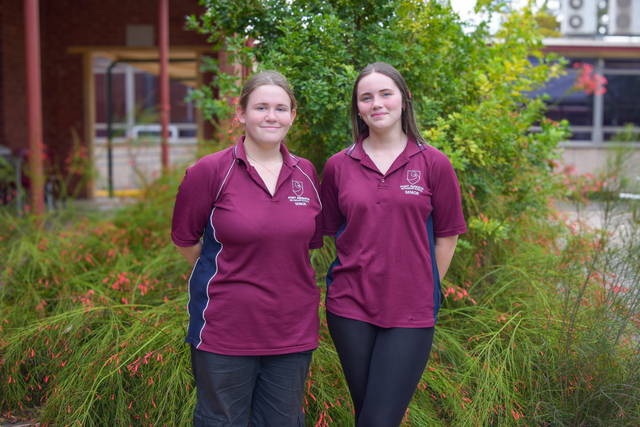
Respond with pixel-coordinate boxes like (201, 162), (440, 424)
(175, 242), (202, 268)
(434, 235), (458, 281)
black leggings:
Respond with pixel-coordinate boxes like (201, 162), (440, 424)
(326, 310), (435, 427)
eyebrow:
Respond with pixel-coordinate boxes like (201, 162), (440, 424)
(359, 88), (396, 96)
(253, 102), (290, 108)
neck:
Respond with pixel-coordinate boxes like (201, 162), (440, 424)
(365, 128), (407, 151)
(243, 137), (282, 162)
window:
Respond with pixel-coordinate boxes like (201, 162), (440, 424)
(602, 75), (640, 127)
(530, 58), (596, 141)
(531, 56), (640, 144)
(604, 59), (640, 70)
(93, 56), (197, 144)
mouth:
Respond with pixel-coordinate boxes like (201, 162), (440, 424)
(371, 113), (386, 118)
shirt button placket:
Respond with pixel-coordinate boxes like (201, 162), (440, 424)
(377, 176), (388, 206)
(378, 177), (388, 190)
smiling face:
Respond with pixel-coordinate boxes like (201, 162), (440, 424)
(236, 84), (296, 148)
(356, 72), (404, 134)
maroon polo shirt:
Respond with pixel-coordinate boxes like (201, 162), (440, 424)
(172, 137), (323, 355)
(321, 134), (466, 328)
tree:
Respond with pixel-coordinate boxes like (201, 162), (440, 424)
(534, 3), (561, 38)
(190, 0), (567, 223)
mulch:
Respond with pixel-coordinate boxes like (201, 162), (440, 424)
(0, 411), (40, 426)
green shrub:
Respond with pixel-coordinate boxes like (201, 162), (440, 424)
(188, 0), (568, 217)
(2, 158), (640, 426)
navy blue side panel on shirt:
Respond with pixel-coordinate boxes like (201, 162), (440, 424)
(426, 206), (441, 323)
(326, 221), (347, 290)
(186, 208), (223, 348)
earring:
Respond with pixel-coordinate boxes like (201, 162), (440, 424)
(358, 113), (362, 119)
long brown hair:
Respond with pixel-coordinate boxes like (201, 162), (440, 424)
(238, 70), (297, 111)
(350, 62), (425, 145)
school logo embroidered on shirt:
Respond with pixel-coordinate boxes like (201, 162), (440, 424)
(407, 170), (421, 185)
(400, 170), (424, 196)
(289, 180), (311, 206)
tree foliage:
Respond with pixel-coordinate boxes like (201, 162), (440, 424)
(188, 0), (569, 222)
(535, 5), (561, 38)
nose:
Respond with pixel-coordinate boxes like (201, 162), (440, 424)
(265, 108), (277, 121)
(372, 95), (383, 109)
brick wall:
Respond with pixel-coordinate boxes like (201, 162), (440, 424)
(1, 0), (27, 153)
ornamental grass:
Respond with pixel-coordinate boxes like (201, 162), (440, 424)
(1, 158), (640, 426)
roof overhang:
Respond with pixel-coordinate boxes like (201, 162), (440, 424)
(68, 46), (213, 86)
(542, 37), (640, 58)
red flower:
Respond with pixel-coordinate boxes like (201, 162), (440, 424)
(572, 63), (607, 96)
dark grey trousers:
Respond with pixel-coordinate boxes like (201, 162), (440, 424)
(191, 346), (312, 427)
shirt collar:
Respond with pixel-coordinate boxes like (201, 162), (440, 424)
(346, 132), (427, 160)
(235, 135), (299, 168)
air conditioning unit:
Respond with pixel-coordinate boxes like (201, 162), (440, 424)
(561, 0), (599, 35)
(609, 0), (640, 35)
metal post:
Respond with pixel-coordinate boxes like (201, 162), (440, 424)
(106, 61), (117, 198)
(159, 0), (170, 170)
(24, 0), (45, 216)
(593, 57), (605, 144)
(125, 65), (135, 138)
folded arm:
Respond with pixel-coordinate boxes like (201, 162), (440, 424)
(175, 242), (202, 268)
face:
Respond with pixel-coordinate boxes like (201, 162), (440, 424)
(236, 84), (296, 148)
(356, 72), (404, 133)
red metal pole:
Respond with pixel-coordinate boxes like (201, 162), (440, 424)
(24, 0), (44, 215)
(24, 0), (45, 216)
(159, 0), (170, 170)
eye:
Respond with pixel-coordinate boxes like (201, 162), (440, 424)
(361, 96), (371, 101)
(277, 107), (286, 112)
(257, 106), (266, 111)
(383, 92), (391, 97)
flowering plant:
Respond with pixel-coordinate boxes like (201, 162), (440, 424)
(547, 62), (608, 110)
(572, 62), (607, 96)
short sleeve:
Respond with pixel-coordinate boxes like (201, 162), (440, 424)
(171, 158), (218, 247)
(321, 155), (345, 236)
(429, 152), (467, 238)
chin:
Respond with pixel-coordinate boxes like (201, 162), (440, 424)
(260, 136), (284, 145)
(370, 123), (393, 131)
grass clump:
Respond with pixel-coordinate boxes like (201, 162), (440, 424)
(2, 156), (640, 426)
(1, 171), (195, 425)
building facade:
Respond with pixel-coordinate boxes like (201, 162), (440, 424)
(541, 39), (640, 174)
(0, 0), (225, 198)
